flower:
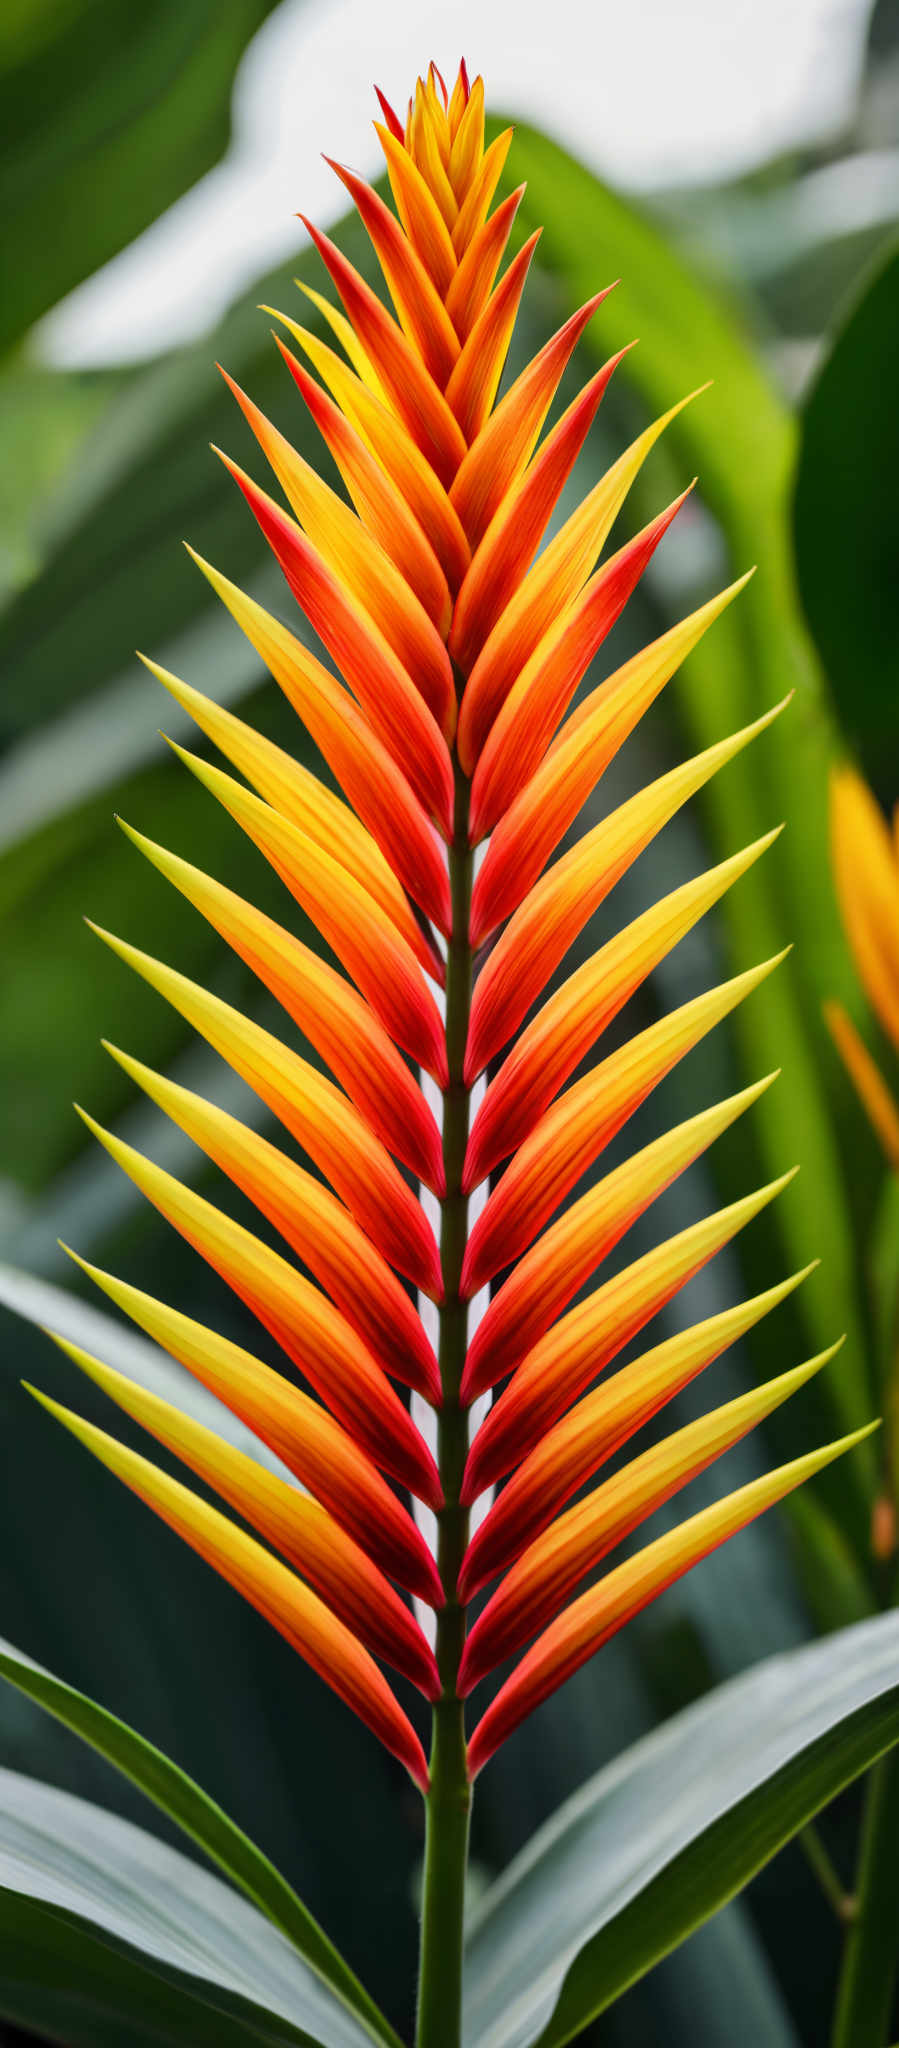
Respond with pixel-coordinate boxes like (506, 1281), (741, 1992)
(33, 61), (864, 1791)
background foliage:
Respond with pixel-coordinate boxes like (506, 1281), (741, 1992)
(1, 2), (898, 2042)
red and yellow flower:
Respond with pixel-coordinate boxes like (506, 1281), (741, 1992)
(35, 61), (866, 1797)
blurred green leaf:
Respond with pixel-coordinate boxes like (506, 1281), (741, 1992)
(0, 0), (285, 357)
(0, 1764), (374, 2046)
(0, 364), (120, 607)
(502, 118), (877, 1542)
(463, 1611), (899, 2048)
(0, 1636), (398, 2046)
(793, 240), (899, 806)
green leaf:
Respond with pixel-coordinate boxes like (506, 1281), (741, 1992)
(0, 0), (285, 356)
(0, 1637), (399, 2048)
(793, 240), (899, 805)
(463, 1609), (899, 2048)
(0, 1763), (382, 2048)
(499, 118), (877, 1553)
(0, 1894), (310, 2046)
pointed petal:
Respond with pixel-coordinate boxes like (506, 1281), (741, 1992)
(464, 832), (782, 1181)
(102, 1043), (439, 1399)
(75, 1110), (442, 1506)
(165, 743), (449, 1083)
(451, 128), (513, 252)
(274, 335), (451, 631)
(50, 1334), (440, 1697)
(300, 217), (467, 484)
(91, 911), (444, 1281)
(444, 233), (541, 443)
(374, 89), (406, 144)
(824, 1001), (899, 1170)
(462, 955), (787, 1294)
(218, 454), (456, 813)
(219, 372), (455, 735)
(450, 291), (614, 548)
(375, 124), (457, 293)
(31, 1386), (430, 1789)
(63, 1248), (442, 1602)
(446, 60), (470, 137)
(142, 657), (435, 972)
(297, 279), (389, 398)
(462, 459), (694, 794)
(466, 1422), (875, 1775)
(461, 1171), (799, 1490)
(471, 576), (752, 941)
(450, 348), (631, 677)
(267, 307), (471, 591)
(444, 187), (524, 341)
(463, 1076), (777, 1393)
(187, 548), (451, 930)
(470, 489), (694, 824)
(467, 703), (786, 1074)
(325, 160), (461, 384)
(459, 391), (704, 766)
(830, 765), (899, 1052)
(462, 1345), (840, 1684)
(460, 1266), (817, 1598)
(448, 72), (484, 197)
(408, 81), (458, 225)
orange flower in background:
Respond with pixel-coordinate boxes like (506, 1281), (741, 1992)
(826, 765), (899, 1172)
(33, 59), (867, 1807)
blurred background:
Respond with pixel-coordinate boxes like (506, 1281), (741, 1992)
(1, 1), (898, 2042)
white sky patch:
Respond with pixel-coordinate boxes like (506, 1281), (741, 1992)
(36, 0), (869, 367)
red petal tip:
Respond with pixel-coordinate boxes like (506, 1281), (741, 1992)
(374, 86), (405, 141)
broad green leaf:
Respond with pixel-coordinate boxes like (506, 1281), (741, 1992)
(0, 364), (121, 609)
(0, 1891), (308, 2046)
(0, 0), (284, 356)
(501, 119), (877, 1542)
(463, 1609), (899, 2048)
(0, 1764), (381, 2048)
(0, 1638), (399, 2047)
(793, 241), (899, 804)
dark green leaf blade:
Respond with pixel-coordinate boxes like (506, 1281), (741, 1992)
(793, 239), (899, 806)
(0, 1764), (378, 2048)
(0, 1892), (313, 2047)
(0, 0), (285, 355)
(0, 1643), (399, 2048)
(463, 1611), (899, 2048)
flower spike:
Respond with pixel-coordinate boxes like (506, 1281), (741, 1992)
(34, 63), (858, 1802)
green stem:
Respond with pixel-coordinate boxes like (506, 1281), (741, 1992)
(416, 762), (474, 2048)
(799, 1823), (854, 1924)
(830, 1749), (899, 2047)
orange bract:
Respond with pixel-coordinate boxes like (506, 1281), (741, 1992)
(827, 765), (899, 1169)
(35, 60), (858, 1792)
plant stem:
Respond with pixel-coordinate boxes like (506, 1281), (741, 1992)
(830, 1749), (899, 2047)
(416, 762), (474, 2048)
(799, 1823), (854, 1923)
